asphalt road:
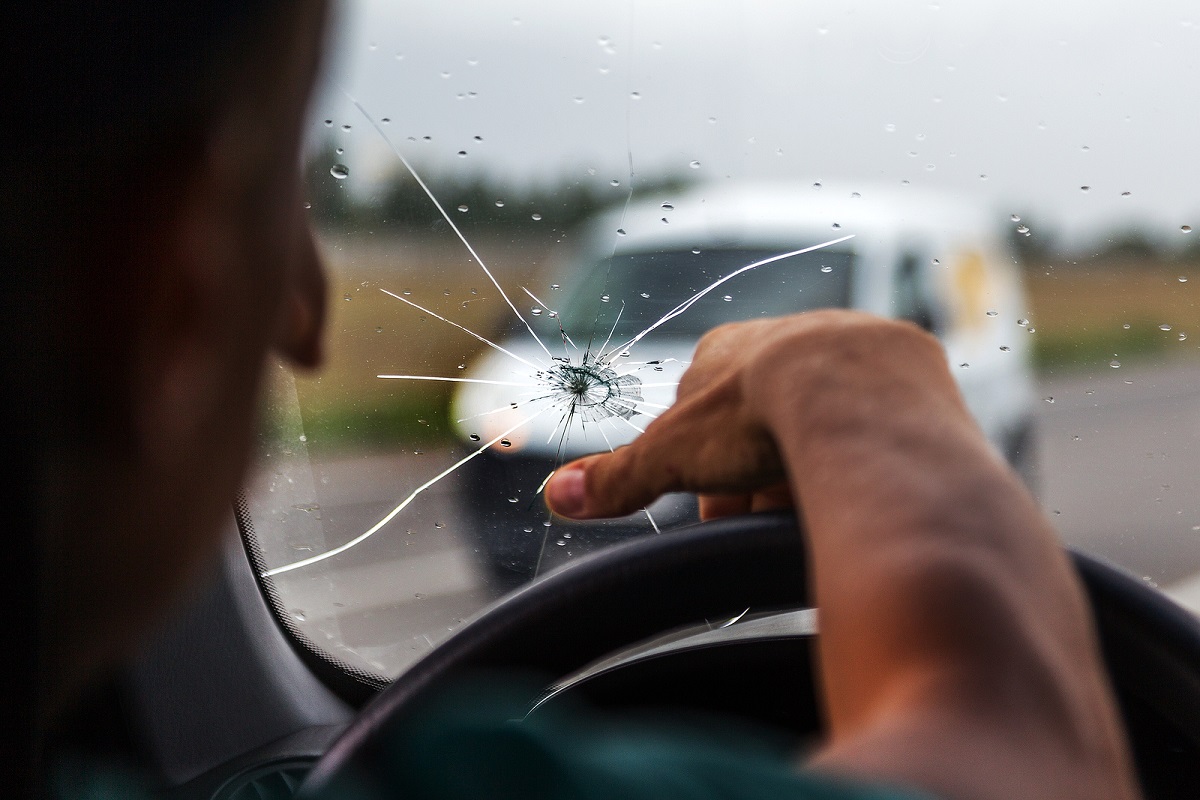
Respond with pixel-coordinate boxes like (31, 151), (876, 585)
(263, 358), (1200, 676)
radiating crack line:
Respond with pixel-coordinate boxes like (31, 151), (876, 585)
(350, 95), (554, 360)
(265, 410), (548, 576)
(377, 375), (540, 387)
(381, 289), (541, 370)
(602, 235), (855, 361)
(521, 286), (578, 354)
(597, 301), (626, 360)
(455, 392), (559, 425)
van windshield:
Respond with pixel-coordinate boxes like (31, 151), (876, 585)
(559, 248), (855, 340)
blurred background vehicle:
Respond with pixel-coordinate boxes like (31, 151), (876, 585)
(451, 180), (1036, 585)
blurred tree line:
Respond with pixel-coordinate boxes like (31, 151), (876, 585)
(303, 140), (692, 238)
(1008, 216), (1200, 268)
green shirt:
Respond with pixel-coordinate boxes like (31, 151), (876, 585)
(319, 677), (933, 800)
(52, 678), (933, 800)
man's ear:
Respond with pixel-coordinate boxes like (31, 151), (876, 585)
(125, 156), (239, 467)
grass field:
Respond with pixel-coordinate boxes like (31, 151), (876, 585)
(275, 235), (1200, 450)
(1023, 257), (1200, 373)
(283, 232), (557, 449)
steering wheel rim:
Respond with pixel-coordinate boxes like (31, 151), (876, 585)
(297, 510), (1200, 799)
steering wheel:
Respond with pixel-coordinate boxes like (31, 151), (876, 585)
(297, 511), (1200, 800)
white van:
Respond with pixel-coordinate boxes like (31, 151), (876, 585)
(452, 181), (1037, 584)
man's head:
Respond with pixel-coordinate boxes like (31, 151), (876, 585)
(4, 1), (331, 729)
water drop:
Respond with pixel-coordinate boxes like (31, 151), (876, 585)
(550, 283), (561, 290)
(600, 294), (611, 303)
(293, 610), (306, 621)
(722, 295), (733, 302)
(1121, 191), (1131, 197)
(640, 292), (650, 298)
(1045, 396), (1055, 403)
(457, 204), (468, 212)
(820, 265), (833, 273)
(335, 147), (344, 155)
(323, 119), (332, 127)
(556, 539), (567, 547)
(343, 293), (351, 302)
(531, 308), (542, 316)
(500, 439), (512, 448)
(630, 91), (641, 100)
(508, 497), (518, 503)
(1016, 225), (1030, 234)
(616, 228), (626, 236)
(812, 182), (823, 190)
(884, 123), (896, 132)
(531, 213), (542, 221)
(341, 124), (351, 131)
(1180, 276), (1189, 283)
(1000, 345), (1011, 352)
(1160, 323), (1173, 331)
(959, 362), (970, 368)
(1080, 185), (1090, 192)
(1123, 322), (1131, 329)
(1017, 318), (1029, 327)
(1180, 332), (1189, 341)
(661, 202), (674, 210)
(330, 164), (349, 179)
(494, 199), (505, 208)
(689, 160), (701, 169)
(1110, 359), (1121, 368)
(434, 522), (445, 529)
(573, 96), (585, 104)
(375, 326), (383, 333)
(457, 150), (467, 158)
(1183, 225), (1194, 233)
(610, 179), (620, 186)
(469, 433), (481, 442)
(986, 309), (998, 317)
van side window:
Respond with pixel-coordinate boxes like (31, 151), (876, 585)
(894, 252), (938, 333)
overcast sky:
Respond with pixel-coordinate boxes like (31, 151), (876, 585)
(310, 0), (1200, 251)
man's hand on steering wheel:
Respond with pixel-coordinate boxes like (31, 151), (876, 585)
(547, 311), (1143, 800)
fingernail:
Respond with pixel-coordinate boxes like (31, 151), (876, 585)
(548, 468), (587, 517)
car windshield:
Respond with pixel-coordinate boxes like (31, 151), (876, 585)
(243, 1), (1200, 682)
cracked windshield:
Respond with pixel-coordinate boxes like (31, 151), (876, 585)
(246, 1), (1200, 678)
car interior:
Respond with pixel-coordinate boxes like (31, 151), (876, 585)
(61, 3), (1200, 798)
